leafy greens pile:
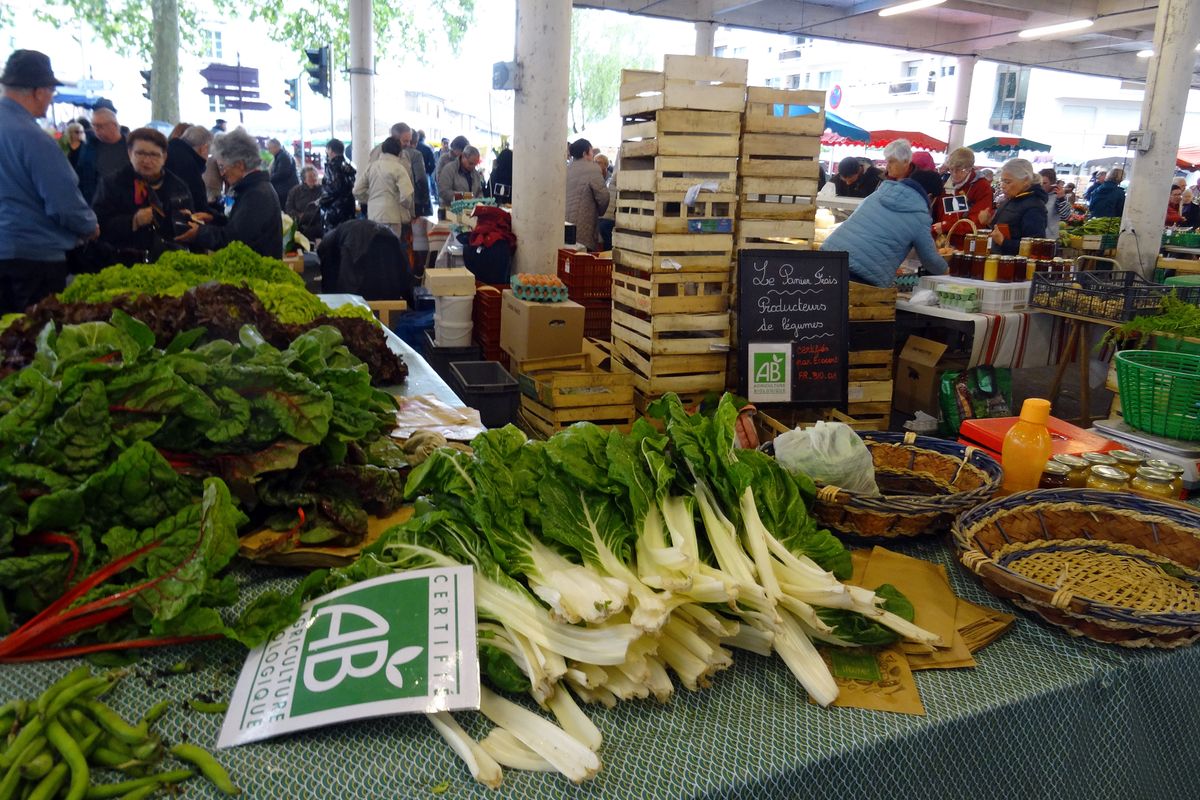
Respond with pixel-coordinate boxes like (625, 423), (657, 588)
(321, 394), (939, 787)
(0, 312), (407, 659)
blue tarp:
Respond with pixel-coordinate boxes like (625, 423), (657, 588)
(777, 104), (870, 143)
(53, 92), (102, 109)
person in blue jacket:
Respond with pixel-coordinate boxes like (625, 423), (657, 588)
(1085, 167), (1125, 219)
(820, 170), (948, 287)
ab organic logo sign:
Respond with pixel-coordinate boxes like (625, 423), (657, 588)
(754, 352), (785, 385)
(219, 567), (479, 748)
(748, 343), (791, 402)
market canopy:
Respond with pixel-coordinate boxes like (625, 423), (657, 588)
(1179, 146), (1200, 171)
(967, 135), (1052, 154)
(52, 92), (103, 108)
(790, 106), (869, 145)
(870, 130), (948, 152)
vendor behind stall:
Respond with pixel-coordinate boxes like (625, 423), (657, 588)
(932, 147), (993, 238)
(985, 158), (1048, 256)
(819, 171), (948, 287)
(818, 156), (883, 199)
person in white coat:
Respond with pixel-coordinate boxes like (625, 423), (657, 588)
(354, 136), (414, 243)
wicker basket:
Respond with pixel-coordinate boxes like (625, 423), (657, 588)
(953, 489), (1200, 648)
(936, 217), (977, 251)
(772, 431), (1002, 539)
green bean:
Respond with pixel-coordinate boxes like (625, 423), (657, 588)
(129, 738), (160, 763)
(114, 786), (159, 800)
(46, 677), (115, 722)
(186, 699), (228, 714)
(65, 710), (99, 741)
(35, 667), (91, 719)
(97, 737), (133, 758)
(138, 701), (171, 728)
(90, 748), (147, 776)
(82, 769), (193, 799)
(0, 718), (44, 771)
(44, 719), (87, 800)
(0, 761), (23, 800)
(76, 702), (147, 746)
(169, 743), (240, 796)
(78, 730), (102, 759)
(26, 762), (68, 800)
(18, 751), (53, 782)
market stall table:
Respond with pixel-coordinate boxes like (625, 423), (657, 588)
(1033, 309), (1121, 428)
(896, 300), (1068, 369)
(3, 537), (1195, 798)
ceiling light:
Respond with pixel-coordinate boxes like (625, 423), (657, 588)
(1137, 49), (1153, 58)
(1018, 18), (1094, 38)
(879, 0), (946, 17)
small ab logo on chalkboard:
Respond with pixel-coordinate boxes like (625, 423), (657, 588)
(748, 344), (791, 402)
(755, 352), (785, 384)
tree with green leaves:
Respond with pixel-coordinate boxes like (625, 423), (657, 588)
(568, 9), (654, 135)
(31, 0), (474, 123)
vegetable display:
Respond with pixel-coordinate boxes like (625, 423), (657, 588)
(322, 394), (940, 788)
(0, 313), (407, 659)
(1107, 294), (1200, 343)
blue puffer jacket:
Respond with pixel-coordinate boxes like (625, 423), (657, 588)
(820, 179), (947, 287)
(1087, 180), (1125, 219)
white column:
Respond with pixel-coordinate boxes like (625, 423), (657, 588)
(695, 22), (717, 57)
(512, 0), (571, 274)
(348, 0), (374, 168)
(947, 55), (975, 151)
(1116, 0), (1200, 277)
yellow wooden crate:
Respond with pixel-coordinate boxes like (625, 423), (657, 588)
(619, 57), (749, 115)
(612, 269), (732, 315)
(739, 133), (822, 179)
(514, 353), (634, 409)
(617, 155), (738, 194)
(610, 305), (731, 356)
(743, 87), (828, 135)
(620, 109), (742, 159)
(613, 230), (734, 274)
(610, 334), (728, 395)
(614, 190), (737, 235)
(519, 394), (635, 438)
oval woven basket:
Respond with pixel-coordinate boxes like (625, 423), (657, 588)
(768, 431), (1002, 539)
(953, 489), (1200, 648)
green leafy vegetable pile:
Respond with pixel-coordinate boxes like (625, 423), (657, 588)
(1107, 294), (1200, 344)
(0, 312), (408, 659)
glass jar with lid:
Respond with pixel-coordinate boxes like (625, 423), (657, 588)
(1144, 459), (1185, 498)
(996, 256), (1015, 282)
(1131, 467), (1177, 500)
(969, 254), (985, 280)
(1039, 461), (1072, 489)
(1051, 454), (1090, 487)
(983, 255), (1000, 282)
(1082, 452), (1118, 469)
(1108, 450), (1145, 480)
(1086, 465), (1129, 491)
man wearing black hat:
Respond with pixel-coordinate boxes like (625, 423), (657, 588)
(820, 156), (883, 199)
(0, 49), (98, 312)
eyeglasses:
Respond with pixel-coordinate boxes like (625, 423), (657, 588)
(131, 149), (164, 159)
(950, 166), (970, 174)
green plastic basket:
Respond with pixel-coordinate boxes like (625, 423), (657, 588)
(1115, 350), (1200, 441)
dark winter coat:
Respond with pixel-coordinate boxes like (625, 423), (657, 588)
(316, 219), (412, 302)
(319, 155), (357, 233)
(269, 148), (299, 204)
(165, 138), (209, 211)
(1087, 179), (1125, 219)
(991, 184), (1049, 256)
(193, 170), (282, 259)
(92, 165), (194, 263)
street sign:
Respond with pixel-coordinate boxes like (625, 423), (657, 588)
(201, 87), (261, 99)
(76, 79), (108, 91)
(200, 63), (260, 88)
(224, 100), (272, 111)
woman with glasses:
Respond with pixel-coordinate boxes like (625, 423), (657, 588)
(931, 146), (993, 243)
(92, 126), (194, 265)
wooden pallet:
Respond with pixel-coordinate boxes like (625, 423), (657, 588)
(611, 304), (731, 356)
(740, 133), (822, 179)
(613, 229), (735, 273)
(614, 190), (737, 235)
(612, 269), (732, 315)
(519, 395), (636, 438)
(619, 56), (749, 115)
(514, 353), (635, 409)
(742, 87), (828, 135)
(620, 109), (741, 159)
(736, 218), (817, 250)
(617, 155), (739, 194)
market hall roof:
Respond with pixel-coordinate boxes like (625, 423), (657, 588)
(578, 0), (1199, 89)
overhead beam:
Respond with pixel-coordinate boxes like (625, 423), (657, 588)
(714, 0), (767, 13)
(945, 1), (1031, 21)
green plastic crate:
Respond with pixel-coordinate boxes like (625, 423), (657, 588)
(1115, 349), (1200, 441)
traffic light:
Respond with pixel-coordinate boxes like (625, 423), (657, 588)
(284, 78), (298, 110)
(140, 69), (152, 100)
(305, 46), (329, 98)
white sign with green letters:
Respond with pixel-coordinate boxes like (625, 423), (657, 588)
(218, 566), (478, 748)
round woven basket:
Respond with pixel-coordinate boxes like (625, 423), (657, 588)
(953, 489), (1200, 648)
(782, 431), (1002, 539)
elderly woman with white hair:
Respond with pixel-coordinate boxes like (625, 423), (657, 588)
(883, 138), (914, 180)
(987, 158), (1048, 256)
(175, 126), (282, 258)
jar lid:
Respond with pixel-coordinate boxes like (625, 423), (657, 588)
(1043, 461), (1071, 476)
(1082, 452), (1118, 466)
(1145, 459), (1184, 475)
(1090, 465), (1128, 482)
(1052, 454), (1088, 468)
(1110, 450), (1144, 464)
(1135, 467), (1175, 484)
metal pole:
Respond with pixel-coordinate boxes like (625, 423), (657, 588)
(298, 71), (305, 171)
(348, 0), (374, 168)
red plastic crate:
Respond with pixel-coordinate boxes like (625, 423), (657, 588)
(581, 298), (612, 341)
(958, 416), (1121, 461)
(557, 249), (613, 302)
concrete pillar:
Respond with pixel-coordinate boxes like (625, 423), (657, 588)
(513, 0), (571, 274)
(348, 0), (374, 169)
(947, 55), (976, 151)
(695, 22), (717, 57)
(1116, 0), (1200, 277)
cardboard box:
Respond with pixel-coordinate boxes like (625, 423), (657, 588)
(893, 336), (948, 415)
(423, 267), (477, 297)
(500, 290), (584, 362)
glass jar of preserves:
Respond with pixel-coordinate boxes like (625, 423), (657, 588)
(1109, 450), (1144, 480)
(1086, 465), (1129, 491)
(1051, 454), (1090, 487)
(1039, 461), (1072, 489)
(969, 254), (985, 280)
(1025, 258), (1037, 282)
(1012, 256), (1027, 282)
(983, 255), (1000, 282)
(1033, 238), (1058, 260)
(1082, 452), (1118, 469)
(1144, 459), (1186, 497)
(1018, 238), (1033, 257)
(1131, 467), (1177, 500)
(996, 256), (1015, 282)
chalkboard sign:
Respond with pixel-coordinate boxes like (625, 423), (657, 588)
(737, 249), (849, 407)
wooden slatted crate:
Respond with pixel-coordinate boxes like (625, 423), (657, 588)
(742, 87), (828, 135)
(740, 132), (822, 178)
(620, 109), (742, 159)
(617, 155), (739, 194)
(614, 190), (736, 236)
(845, 283), (897, 420)
(613, 229), (735, 273)
(611, 305), (731, 355)
(610, 336), (729, 395)
(519, 395), (637, 438)
(514, 353), (635, 409)
(736, 218), (816, 251)
(611, 268), (732, 315)
(619, 56), (749, 116)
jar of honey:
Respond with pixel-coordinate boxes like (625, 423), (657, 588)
(1018, 238), (1033, 258)
(983, 255), (1000, 282)
(1131, 467), (1176, 500)
(996, 256), (1015, 282)
(1025, 258), (1037, 282)
(1051, 454), (1090, 487)
(1086, 464), (1128, 491)
(969, 254), (985, 280)
(1082, 452), (1118, 469)
(1012, 256), (1027, 282)
(1109, 450), (1145, 480)
(1144, 459), (1186, 497)
(1039, 461), (1071, 489)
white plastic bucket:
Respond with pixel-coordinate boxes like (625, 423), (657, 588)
(434, 294), (473, 325)
(434, 317), (473, 348)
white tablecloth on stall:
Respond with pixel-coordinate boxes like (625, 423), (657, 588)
(896, 300), (1070, 368)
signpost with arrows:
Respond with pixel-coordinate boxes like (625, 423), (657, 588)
(200, 59), (270, 122)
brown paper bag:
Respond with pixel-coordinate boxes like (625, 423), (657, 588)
(821, 645), (925, 716)
(859, 547), (957, 649)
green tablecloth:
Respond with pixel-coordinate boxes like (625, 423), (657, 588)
(4, 538), (1198, 799)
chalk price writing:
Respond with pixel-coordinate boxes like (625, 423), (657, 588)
(795, 370), (838, 382)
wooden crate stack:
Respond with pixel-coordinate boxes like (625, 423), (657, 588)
(514, 354), (636, 439)
(737, 87), (825, 252)
(612, 55), (748, 407)
(846, 283), (898, 429)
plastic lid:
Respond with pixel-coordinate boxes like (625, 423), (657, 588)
(1019, 398), (1051, 424)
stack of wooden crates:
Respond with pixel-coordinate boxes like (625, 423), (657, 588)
(612, 55), (748, 412)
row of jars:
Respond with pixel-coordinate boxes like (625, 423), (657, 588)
(960, 234), (1058, 260)
(947, 253), (1075, 283)
(1039, 450), (1186, 499)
